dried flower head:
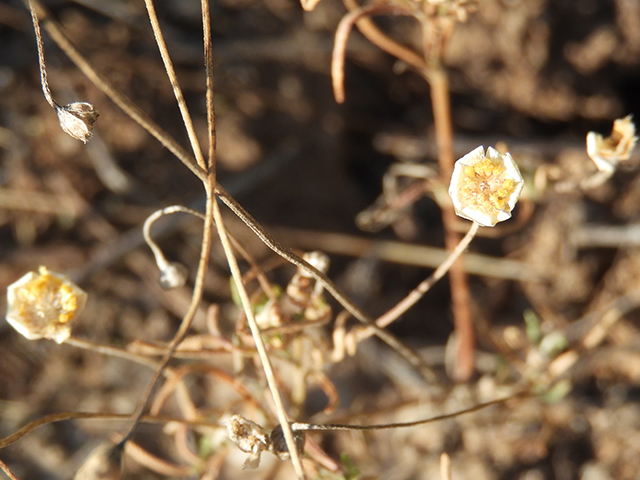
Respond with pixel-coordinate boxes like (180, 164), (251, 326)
(56, 102), (99, 144)
(226, 415), (270, 469)
(586, 115), (638, 173)
(449, 146), (524, 227)
(6, 266), (87, 343)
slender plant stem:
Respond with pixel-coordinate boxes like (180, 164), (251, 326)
(292, 389), (527, 431)
(65, 336), (160, 370)
(118, 191), (214, 446)
(342, 0), (428, 74)
(332, 3), (415, 103)
(201, 0), (216, 175)
(210, 185), (307, 479)
(28, 1), (57, 109)
(143, 0), (208, 172)
(0, 412), (225, 450)
(428, 67), (475, 381)
(0, 459), (20, 480)
(357, 222), (479, 342)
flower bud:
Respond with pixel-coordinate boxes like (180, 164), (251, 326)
(56, 102), (99, 144)
(158, 262), (189, 290)
(5, 266), (87, 343)
(449, 146), (524, 227)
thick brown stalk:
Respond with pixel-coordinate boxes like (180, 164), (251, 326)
(428, 68), (475, 382)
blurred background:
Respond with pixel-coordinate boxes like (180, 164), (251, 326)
(0, 0), (640, 478)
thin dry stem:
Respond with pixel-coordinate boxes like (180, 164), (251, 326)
(440, 452), (452, 480)
(0, 412), (224, 450)
(118, 191), (214, 445)
(342, 0), (428, 73)
(292, 389), (527, 431)
(123, 440), (193, 477)
(428, 68), (475, 381)
(143, 0), (208, 172)
(0, 459), (20, 480)
(357, 222), (480, 342)
(28, 1), (56, 108)
(210, 194), (307, 479)
(202, 0), (217, 174)
(332, 3), (415, 103)
(64, 336), (160, 371)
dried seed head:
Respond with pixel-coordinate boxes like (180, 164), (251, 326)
(5, 266), (87, 343)
(298, 251), (330, 279)
(269, 424), (306, 460)
(449, 146), (524, 227)
(56, 102), (99, 144)
(158, 262), (189, 290)
(586, 115), (638, 173)
(73, 442), (123, 480)
(226, 415), (270, 469)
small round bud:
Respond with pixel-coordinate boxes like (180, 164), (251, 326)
(56, 102), (99, 144)
(269, 424), (306, 460)
(449, 146), (524, 227)
(6, 266), (87, 343)
(158, 262), (189, 290)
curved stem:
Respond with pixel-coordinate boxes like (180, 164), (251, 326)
(332, 3), (417, 103)
(292, 389), (526, 431)
(357, 222), (479, 343)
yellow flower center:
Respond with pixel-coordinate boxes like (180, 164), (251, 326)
(460, 157), (517, 213)
(16, 270), (79, 325)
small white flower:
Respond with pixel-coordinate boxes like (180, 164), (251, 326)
(586, 115), (637, 173)
(5, 266), (87, 343)
(449, 146), (524, 227)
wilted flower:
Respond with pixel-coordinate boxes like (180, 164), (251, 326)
(449, 146), (524, 227)
(586, 115), (637, 173)
(6, 266), (87, 343)
(56, 102), (99, 144)
(226, 415), (270, 469)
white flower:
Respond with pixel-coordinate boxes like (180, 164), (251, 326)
(586, 115), (637, 173)
(5, 266), (87, 343)
(449, 146), (524, 227)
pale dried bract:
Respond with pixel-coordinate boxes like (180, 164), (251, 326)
(586, 114), (638, 173)
(5, 266), (87, 343)
(226, 415), (270, 469)
(449, 146), (524, 227)
(56, 101), (99, 144)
